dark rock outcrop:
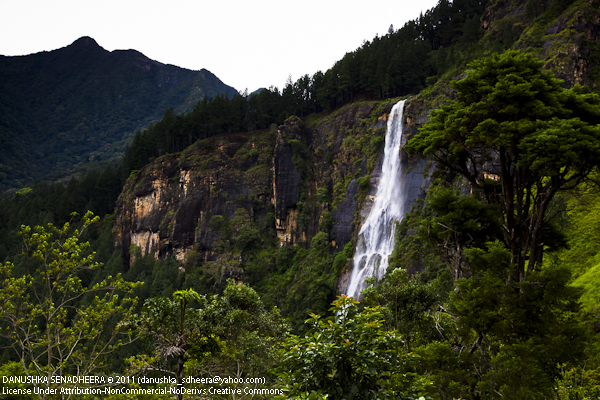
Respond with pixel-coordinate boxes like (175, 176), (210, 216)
(115, 131), (275, 265)
(272, 117), (303, 244)
(331, 179), (358, 250)
(481, 0), (600, 89)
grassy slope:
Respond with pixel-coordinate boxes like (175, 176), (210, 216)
(553, 187), (600, 312)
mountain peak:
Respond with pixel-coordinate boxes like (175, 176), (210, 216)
(69, 36), (103, 51)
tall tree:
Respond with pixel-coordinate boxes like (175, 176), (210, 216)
(406, 50), (600, 282)
(0, 212), (141, 399)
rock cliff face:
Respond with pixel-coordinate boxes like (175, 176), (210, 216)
(306, 102), (394, 250)
(115, 98), (432, 291)
(272, 117), (303, 244)
(115, 130), (276, 266)
(541, 6), (600, 88)
(114, 100), (430, 281)
(482, 0), (600, 88)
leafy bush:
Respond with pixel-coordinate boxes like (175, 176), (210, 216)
(278, 295), (431, 399)
(356, 175), (370, 191)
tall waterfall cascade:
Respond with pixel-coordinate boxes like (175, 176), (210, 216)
(346, 100), (407, 299)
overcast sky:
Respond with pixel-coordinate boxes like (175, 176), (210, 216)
(0, 0), (439, 93)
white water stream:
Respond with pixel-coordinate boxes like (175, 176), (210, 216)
(346, 100), (406, 299)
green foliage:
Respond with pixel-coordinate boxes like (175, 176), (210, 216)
(0, 212), (142, 393)
(0, 39), (237, 193)
(230, 208), (259, 253)
(240, 220), (340, 333)
(316, 186), (328, 203)
(387, 202), (451, 297)
(552, 183), (600, 279)
(449, 241), (583, 398)
(399, 53), (600, 393)
(0, 165), (125, 262)
(362, 268), (441, 350)
(278, 295), (430, 400)
(125, 253), (181, 299)
(209, 214), (226, 232)
(369, 134), (385, 155)
(14, 187), (32, 196)
(406, 50), (600, 282)
(287, 138), (309, 171)
(342, 135), (357, 151)
(310, 232), (329, 250)
(129, 288), (211, 396)
(571, 262), (600, 311)
(0, 362), (37, 399)
(275, 245), (336, 332)
(129, 281), (287, 397)
(328, 245), (352, 288)
(356, 175), (370, 192)
(418, 186), (502, 280)
(394, 238), (587, 399)
(390, 180), (589, 398)
(548, 184), (600, 399)
(319, 211), (333, 232)
(554, 361), (600, 400)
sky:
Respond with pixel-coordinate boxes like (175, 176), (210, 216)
(0, 0), (440, 93)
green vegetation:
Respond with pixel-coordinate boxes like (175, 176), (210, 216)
(393, 50), (600, 399)
(385, 188), (594, 398)
(128, 284), (287, 399)
(0, 212), (142, 395)
(406, 50), (600, 283)
(278, 295), (430, 399)
(0, 37), (237, 193)
(2, 0), (600, 398)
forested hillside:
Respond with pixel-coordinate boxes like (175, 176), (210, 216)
(1, 0), (600, 398)
(0, 36), (237, 193)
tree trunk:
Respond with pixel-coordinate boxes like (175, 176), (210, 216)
(176, 352), (184, 400)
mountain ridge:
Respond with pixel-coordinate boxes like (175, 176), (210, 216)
(0, 36), (238, 193)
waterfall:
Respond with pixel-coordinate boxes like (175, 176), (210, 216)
(346, 100), (406, 299)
